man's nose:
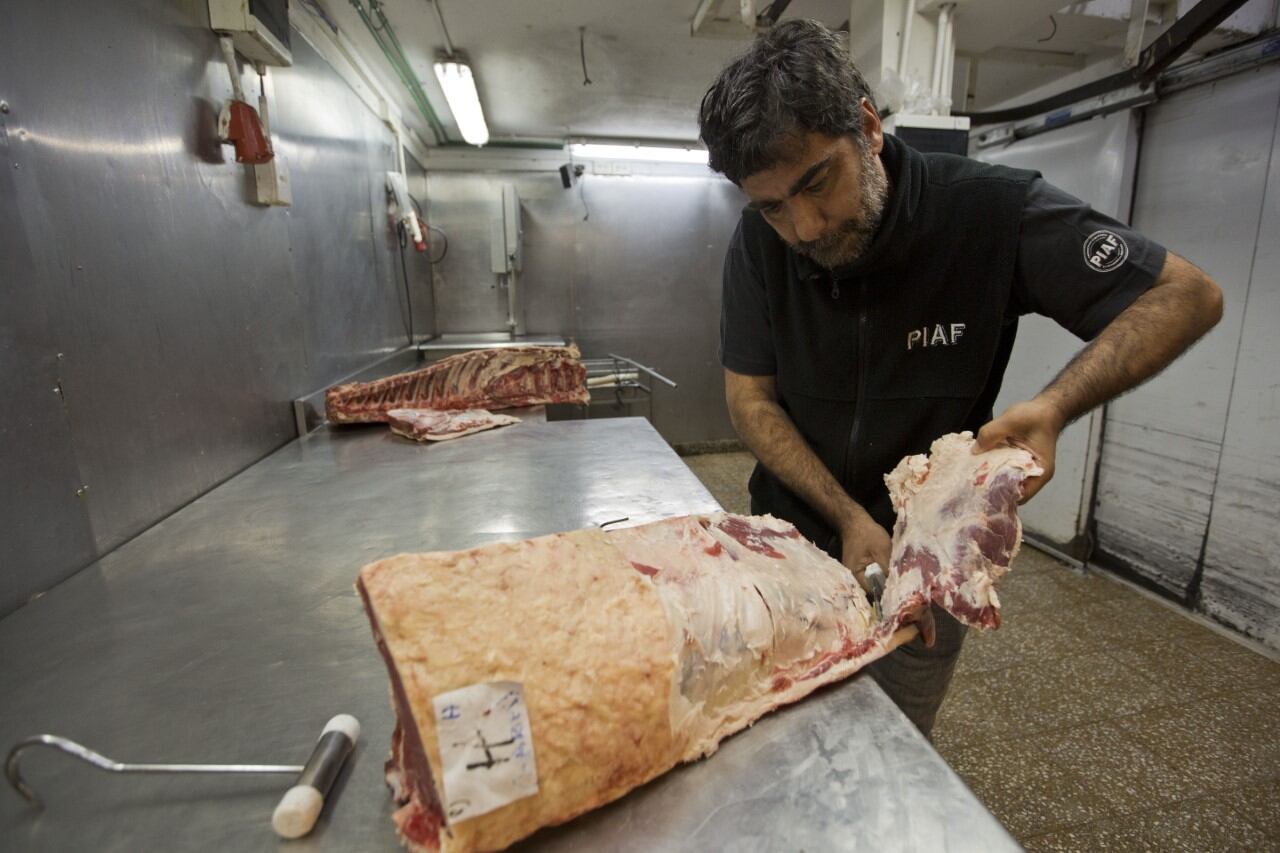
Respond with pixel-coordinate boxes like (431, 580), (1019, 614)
(792, 201), (825, 244)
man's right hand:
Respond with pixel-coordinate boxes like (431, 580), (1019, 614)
(842, 516), (936, 646)
(840, 513), (892, 592)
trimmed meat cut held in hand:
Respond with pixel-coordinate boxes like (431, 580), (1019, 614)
(880, 431), (1044, 631)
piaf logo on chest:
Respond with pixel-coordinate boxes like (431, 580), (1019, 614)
(908, 323), (966, 351)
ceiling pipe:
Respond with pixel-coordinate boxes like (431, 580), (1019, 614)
(931, 3), (955, 100)
(757, 0), (792, 27)
(425, 0), (457, 57)
(941, 6), (956, 109)
(897, 0), (917, 79)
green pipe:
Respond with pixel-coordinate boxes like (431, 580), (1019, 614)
(368, 0), (444, 129)
(440, 140), (567, 151)
(348, 0), (436, 137)
(349, 0), (448, 144)
(349, 1), (571, 152)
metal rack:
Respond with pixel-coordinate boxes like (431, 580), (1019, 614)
(579, 353), (678, 423)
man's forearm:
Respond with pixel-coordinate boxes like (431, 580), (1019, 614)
(730, 397), (871, 535)
(1038, 254), (1223, 426)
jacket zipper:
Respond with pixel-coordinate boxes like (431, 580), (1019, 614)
(831, 280), (840, 300)
(842, 280), (870, 490)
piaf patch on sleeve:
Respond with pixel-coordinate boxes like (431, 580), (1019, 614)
(1083, 229), (1129, 273)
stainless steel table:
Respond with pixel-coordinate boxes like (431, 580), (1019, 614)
(0, 418), (1017, 852)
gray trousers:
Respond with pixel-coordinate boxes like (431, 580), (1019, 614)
(866, 604), (968, 738)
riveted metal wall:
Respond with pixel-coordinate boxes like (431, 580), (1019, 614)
(425, 169), (742, 445)
(0, 2), (433, 615)
(1182, 66), (1280, 648)
(1093, 66), (1279, 616)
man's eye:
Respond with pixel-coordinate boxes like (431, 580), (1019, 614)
(761, 203), (782, 215)
(805, 179), (826, 195)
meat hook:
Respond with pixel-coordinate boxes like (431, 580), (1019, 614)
(5, 734), (303, 808)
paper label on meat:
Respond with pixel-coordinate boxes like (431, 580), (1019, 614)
(433, 681), (539, 823)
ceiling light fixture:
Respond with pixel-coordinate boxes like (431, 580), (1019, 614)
(433, 59), (489, 146)
(569, 143), (709, 164)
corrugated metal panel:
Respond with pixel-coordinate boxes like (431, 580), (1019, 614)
(974, 111), (1139, 552)
(1094, 67), (1280, 596)
(1093, 420), (1222, 590)
(0, 1), (432, 615)
(425, 170), (741, 445)
(1198, 69), (1280, 647)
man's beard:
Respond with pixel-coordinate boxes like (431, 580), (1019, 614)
(793, 142), (889, 269)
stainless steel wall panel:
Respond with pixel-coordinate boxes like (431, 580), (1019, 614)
(570, 175), (739, 445)
(520, 174), (585, 338)
(1093, 68), (1280, 597)
(6, 0), (299, 560)
(1, 2), (433, 614)
(274, 37), (426, 385)
(426, 169), (742, 445)
(423, 174), (520, 333)
(0, 128), (97, 615)
(1199, 69), (1280, 647)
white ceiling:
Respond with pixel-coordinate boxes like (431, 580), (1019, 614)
(306, 0), (1276, 147)
(318, 0), (852, 145)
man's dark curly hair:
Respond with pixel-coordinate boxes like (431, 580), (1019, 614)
(698, 19), (876, 185)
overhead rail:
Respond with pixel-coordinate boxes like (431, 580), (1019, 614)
(959, 0), (1253, 126)
(973, 28), (1280, 147)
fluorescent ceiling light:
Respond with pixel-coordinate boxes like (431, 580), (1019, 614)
(433, 60), (489, 146)
(570, 143), (709, 164)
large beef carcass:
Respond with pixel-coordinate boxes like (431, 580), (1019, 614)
(357, 514), (916, 853)
(356, 434), (1040, 852)
(326, 346), (589, 424)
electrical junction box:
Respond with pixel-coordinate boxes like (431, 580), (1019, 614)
(883, 114), (970, 156)
(209, 0), (292, 66)
(490, 185), (522, 274)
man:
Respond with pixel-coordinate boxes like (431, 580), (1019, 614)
(699, 20), (1222, 735)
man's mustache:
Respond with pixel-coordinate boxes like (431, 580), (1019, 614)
(794, 218), (865, 254)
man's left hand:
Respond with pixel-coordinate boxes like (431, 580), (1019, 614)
(973, 398), (1065, 503)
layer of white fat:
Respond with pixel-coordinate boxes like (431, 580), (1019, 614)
(606, 512), (876, 756)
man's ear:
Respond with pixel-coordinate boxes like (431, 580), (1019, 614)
(861, 98), (884, 155)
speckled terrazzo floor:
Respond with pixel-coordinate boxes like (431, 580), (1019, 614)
(681, 450), (1280, 851)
